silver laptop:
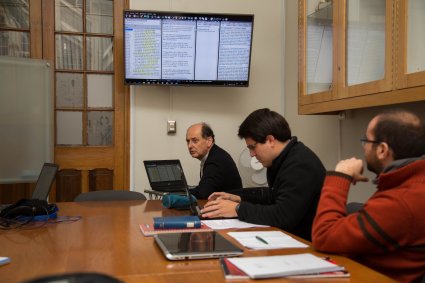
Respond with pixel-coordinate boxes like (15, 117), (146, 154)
(154, 231), (243, 260)
(0, 163), (58, 212)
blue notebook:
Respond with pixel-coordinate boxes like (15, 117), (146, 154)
(153, 216), (201, 229)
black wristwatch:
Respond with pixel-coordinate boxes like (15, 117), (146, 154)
(235, 204), (240, 215)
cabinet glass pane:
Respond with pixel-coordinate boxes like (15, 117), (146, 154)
(87, 111), (113, 146)
(346, 0), (385, 86)
(56, 111), (83, 145)
(56, 73), (84, 108)
(55, 34), (83, 70)
(306, 0), (333, 94)
(86, 36), (113, 71)
(0, 31), (29, 57)
(407, 0), (425, 74)
(87, 74), (113, 108)
(0, 0), (29, 29)
(86, 0), (113, 35)
(55, 0), (83, 32)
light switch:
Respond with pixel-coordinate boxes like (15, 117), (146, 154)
(167, 120), (176, 133)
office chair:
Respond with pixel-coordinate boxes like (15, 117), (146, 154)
(74, 190), (146, 202)
(24, 272), (122, 283)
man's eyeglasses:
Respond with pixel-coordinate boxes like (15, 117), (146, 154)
(246, 142), (258, 151)
(360, 138), (381, 147)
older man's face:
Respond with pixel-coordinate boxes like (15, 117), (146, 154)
(186, 125), (212, 160)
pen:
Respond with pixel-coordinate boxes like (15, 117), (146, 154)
(255, 235), (269, 245)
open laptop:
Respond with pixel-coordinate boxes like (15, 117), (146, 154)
(183, 177), (237, 220)
(0, 163), (59, 212)
(154, 231), (243, 260)
(143, 160), (187, 192)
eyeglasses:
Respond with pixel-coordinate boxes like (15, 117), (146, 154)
(246, 142), (258, 151)
(360, 138), (381, 146)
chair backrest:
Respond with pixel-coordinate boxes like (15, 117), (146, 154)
(25, 272), (122, 283)
(74, 190), (146, 202)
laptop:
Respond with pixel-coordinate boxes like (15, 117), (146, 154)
(183, 177), (237, 220)
(143, 160), (188, 192)
(154, 231), (243, 260)
(0, 163), (59, 212)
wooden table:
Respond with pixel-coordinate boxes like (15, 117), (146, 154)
(0, 201), (396, 283)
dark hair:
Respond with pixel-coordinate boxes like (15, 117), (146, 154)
(238, 108), (291, 143)
(374, 109), (425, 160)
(201, 123), (215, 142)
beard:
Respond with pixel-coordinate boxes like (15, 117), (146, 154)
(366, 155), (382, 175)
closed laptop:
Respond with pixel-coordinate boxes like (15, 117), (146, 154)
(154, 231), (243, 260)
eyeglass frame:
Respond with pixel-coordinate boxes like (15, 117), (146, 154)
(360, 138), (381, 147)
(246, 142), (258, 151)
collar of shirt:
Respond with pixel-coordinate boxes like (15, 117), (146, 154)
(200, 152), (209, 177)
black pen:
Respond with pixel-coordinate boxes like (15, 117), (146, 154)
(255, 235), (269, 245)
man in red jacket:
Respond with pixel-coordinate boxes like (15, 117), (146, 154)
(312, 109), (425, 283)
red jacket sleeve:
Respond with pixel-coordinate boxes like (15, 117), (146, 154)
(312, 174), (411, 254)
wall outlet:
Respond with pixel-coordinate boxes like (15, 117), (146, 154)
(167, 120), (176, 134)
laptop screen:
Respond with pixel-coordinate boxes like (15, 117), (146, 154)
(32, 163), (59, 200)
(143, 160), (186, 191)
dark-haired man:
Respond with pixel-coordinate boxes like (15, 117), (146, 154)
(201, 109), (326, 240)
(312, 110), (425, 283)
(186, 123), (242, 199)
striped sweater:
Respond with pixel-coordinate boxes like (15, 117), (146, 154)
(312, 159), (425, 283)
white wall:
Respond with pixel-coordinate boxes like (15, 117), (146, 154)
(131, 0), (425, 204)
(131, 0), (285, 192)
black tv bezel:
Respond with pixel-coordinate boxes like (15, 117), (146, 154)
(123, 10), (254, 87)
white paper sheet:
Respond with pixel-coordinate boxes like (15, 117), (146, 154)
(201, 219), (269, 230)
(227, 231), (308, 249)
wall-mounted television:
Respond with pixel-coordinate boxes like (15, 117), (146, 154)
(124, 10), (254, 87)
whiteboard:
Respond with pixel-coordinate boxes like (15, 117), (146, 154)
(0, 56), (53, 183)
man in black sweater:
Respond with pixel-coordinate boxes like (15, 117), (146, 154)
(201, 109), (325, 240)
(186, 123), (242, 199)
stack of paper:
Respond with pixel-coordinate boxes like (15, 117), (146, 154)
(226, 253), (346, 279)
(201, 219), (269, 230)
(220, 255), (349, 280)
(227, 231), (308, 249)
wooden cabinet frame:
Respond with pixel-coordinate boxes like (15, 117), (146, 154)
(298, 0), (425, 114)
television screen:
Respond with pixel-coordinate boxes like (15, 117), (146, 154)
(124, 10), (254, 87)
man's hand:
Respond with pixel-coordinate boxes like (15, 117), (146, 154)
(208, 192), (241, 203)
(335, 157), (369, 185)
(201, 199), (238, 218)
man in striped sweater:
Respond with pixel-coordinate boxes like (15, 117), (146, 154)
(312, 109), (425, 283)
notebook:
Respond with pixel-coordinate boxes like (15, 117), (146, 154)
(0, 163), (59, 212)
(143, 160), (188, 192)
(154, 231), (243, 260)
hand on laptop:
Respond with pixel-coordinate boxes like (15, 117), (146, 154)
(208, 192), (241, 203)
(201, 199), (238, 218)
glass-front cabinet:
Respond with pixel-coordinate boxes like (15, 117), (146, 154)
(298, 0), (425, 114)
(396, 0), (425, 89)
(342, 0), (392, 97)
(299, 0), (336, 106)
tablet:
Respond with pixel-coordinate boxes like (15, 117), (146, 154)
(154, 231), (243, 260)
